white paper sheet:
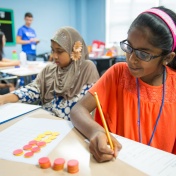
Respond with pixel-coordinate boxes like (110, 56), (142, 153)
(85, 135), (176, 175)
(0, 103), (41, 124)
(114, 135), (176, 176)
(0, 118), (73, 164)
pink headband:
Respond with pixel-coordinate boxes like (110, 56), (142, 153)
(143, 9), (176, 51)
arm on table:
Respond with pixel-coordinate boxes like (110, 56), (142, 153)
(0, 59), (20, 67)
(0, 93), (19, 105)
(70, 92), (122, 162)
(0, 83), (15, 90)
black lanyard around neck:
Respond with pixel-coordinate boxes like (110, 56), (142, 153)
(136, 67), (166, 146)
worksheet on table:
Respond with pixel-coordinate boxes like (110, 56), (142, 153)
(0, 103), (41, 124)
(0, 118), (73, 164)
(114, 135), (176, 176)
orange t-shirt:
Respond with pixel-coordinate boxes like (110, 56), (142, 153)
(89, 62), (176, 154)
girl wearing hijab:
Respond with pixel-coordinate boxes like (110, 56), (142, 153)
(0, 27), (99, 120)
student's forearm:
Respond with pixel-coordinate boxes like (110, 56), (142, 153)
(0, 83), (7, 88)
(71, 106), (105, 139)
(1, 93), (19, 104)
(0, 61), (20, 67)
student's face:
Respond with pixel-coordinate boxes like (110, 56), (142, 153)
(126, 27), (164, 82)
(25, 17), (33, 27)
(51, 41), (71, 68)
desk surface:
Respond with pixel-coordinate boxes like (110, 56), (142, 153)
(0, 109), (146, 176)
(0, 61), (48, 77)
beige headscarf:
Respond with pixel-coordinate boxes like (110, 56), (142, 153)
(34, 26), (99, 104)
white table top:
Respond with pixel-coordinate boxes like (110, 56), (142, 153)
(0, 108), (146, 176)
(0, 61), (49, 77)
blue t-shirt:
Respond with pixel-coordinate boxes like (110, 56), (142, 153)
(17, 25), (37, 55)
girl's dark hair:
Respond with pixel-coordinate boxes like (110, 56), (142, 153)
(0, 31), (4, 61)
(128, 6), (176, 69)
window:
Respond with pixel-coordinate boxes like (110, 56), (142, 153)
(106, 0), (176, 47)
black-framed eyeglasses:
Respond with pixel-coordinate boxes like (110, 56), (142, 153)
(120, 39), (163, 62)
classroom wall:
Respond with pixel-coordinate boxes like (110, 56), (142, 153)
(75, 0), (106, 46)
(1, 0), (105, 59)
(86, 0), (106, 45)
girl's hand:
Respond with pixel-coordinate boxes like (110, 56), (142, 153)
(89, 131), (122, 162)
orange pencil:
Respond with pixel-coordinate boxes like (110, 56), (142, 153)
(94, 92), (114, 150)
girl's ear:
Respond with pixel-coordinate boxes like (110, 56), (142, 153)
(163, 52), (175, 66)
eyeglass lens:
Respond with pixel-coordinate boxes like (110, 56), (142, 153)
(120, 41), (150, 61)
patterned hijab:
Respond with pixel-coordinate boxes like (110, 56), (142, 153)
(34, 26), (99, 103)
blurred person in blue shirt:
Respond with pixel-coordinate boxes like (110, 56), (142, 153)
(16, 12), (40, 61)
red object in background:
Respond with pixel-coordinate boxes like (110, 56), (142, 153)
(91, 40), (105, 57)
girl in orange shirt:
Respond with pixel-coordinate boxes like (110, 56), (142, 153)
(71, 6), (176, 162)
